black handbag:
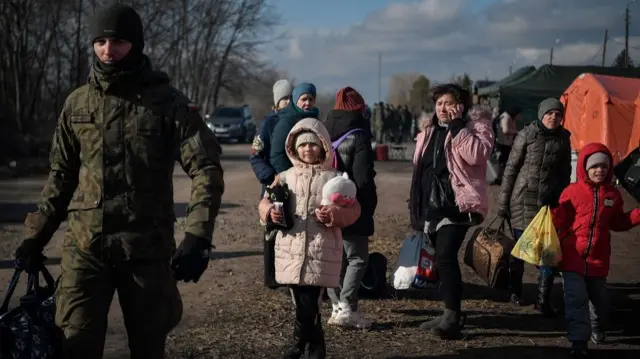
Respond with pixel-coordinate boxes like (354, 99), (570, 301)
(615, 147), (640, 203)
(0, 262), (62, 359)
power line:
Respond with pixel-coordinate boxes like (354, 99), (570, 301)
(611, 37), (640, 50)
(582, 46), (603, 65)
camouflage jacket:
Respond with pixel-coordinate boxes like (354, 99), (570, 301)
(24, 58), (224, 260)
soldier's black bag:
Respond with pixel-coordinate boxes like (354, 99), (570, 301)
(0, 260), (62, 359)
(614, 147), (640, 203)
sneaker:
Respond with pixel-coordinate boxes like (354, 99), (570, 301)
(333, 305), (372, 329)
(591, 329), (606, 344)
(327, 303), (341, 325)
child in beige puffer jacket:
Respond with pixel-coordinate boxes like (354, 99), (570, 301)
(258, 117), (361, 359)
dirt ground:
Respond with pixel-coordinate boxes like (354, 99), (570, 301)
(1, 143), (640, 359)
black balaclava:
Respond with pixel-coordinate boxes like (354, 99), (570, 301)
(90, 3), (144, 74)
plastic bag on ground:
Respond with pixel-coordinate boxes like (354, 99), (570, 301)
(391, 232), (438, 290)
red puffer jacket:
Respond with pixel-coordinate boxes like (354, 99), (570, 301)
(552, 143), (640, 277)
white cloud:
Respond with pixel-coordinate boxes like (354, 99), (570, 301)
(263, 0), (640, 103)
(288, 37), (303, 60)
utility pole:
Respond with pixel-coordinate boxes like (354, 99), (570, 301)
(625, 6), (630, 68)
(509, 65), (512, 75)
(377, 53), (382, 103)
(602, 28), (608, 66)
(549, 47), (554, 65)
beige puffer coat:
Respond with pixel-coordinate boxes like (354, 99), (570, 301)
(258, 118), (361, 288)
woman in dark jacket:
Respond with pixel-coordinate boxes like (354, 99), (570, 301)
(497, 98), (572, 316)
(269, 82), (319, 173)
(323, 87), (377, 329)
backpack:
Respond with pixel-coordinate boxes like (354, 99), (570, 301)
(331, 129), (363, 169)
(358, 252), (389, 298)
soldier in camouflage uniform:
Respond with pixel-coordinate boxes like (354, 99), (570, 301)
(13, 4), (224, 359)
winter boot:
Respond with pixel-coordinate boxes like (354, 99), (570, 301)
(569, 340), (588, 358)
(307, 315), (326, 359)
(419, 314), (443, 331)
(509, 257), (525, 306)
(535, 274), (557, 318)
(281, 320), (306, 359)
(429, 309), (466, 340)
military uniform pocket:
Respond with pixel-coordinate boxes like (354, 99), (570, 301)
(70, 114), (94, 124)
(67, 178), (102, 211)
(136, 112), (162, 136)
(134, 111), (168, 169)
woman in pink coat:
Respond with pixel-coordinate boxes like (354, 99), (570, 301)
(408, 84), (494, 340)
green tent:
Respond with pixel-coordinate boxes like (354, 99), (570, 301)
(496, 65), (640, 127)
(477, 66), (536, 96)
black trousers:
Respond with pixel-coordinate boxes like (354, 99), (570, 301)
(289, 285), (324, 344)
(429, 225), (470, 312)
(496, 144), (512, 166)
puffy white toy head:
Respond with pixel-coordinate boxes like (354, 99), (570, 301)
(321, 172), (357, 206)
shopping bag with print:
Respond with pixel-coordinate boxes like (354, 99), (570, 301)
(390, 232), (438, 290)
(511, 206), (562, 266)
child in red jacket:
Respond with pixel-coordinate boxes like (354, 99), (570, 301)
(552, 143), (640, 358)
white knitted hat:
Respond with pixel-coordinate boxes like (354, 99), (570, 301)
(295, 132), (321, 148)
(585, 152), (610, 170)
(273, 79), (293, 106)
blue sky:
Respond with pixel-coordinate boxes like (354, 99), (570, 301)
(276, 0), (497, 28)
(264, 0), (640, 104)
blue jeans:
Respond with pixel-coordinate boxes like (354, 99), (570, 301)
(561, 272), (608, 341)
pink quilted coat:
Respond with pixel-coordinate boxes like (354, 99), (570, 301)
(258, 118), (361, 288)
(413, 106), (495, 217)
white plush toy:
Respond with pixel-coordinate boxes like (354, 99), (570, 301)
(321, 172), (357, 207)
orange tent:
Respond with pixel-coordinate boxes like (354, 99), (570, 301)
(561, 73), (640, 165)
(630, 98), (640, 155)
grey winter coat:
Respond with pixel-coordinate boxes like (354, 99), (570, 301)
(498, 121), (572, 230)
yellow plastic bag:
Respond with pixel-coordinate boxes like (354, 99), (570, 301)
(511, 206), (562, 266)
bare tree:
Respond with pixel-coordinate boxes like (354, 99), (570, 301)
(0, 0), (281, 162)
(386, 72), (421, 106)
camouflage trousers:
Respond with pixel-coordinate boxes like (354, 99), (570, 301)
(55, 245), (183, 359)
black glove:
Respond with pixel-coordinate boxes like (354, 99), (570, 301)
(448, 118), (466, 139)
(497, 208), (510, 220)
(171, 233), (213, 283)
(15, 238), (47, 273)
(540, 191), (560, 208)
